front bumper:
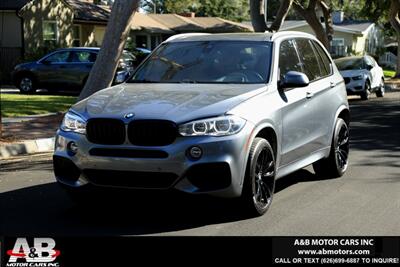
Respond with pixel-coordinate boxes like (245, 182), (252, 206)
(53, 122), (254, 198)
(344, 78), (365, 95)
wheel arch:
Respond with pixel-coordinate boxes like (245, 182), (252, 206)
(254, 126), (278, 160)
(337, 107), (350, 126)
(14, 70), (37, 85)
(329, 106), (350, 141)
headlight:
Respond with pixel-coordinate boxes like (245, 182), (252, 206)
(352, 75), (363, 80)
(60, 112), (86, 134)
(179, 115), (246, 137)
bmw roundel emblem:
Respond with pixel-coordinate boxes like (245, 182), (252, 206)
(124, 113), (135, 119)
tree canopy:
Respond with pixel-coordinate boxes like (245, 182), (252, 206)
(141, 0), (250, 22)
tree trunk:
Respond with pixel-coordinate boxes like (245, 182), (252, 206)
(398, 35), (400, 77)
(319, 0), (333, 50)
(250, 0), (267, 32)
(78, 0), (139, 101)
(269, 0), (293, 32)
(293, 0), (330, 49)
(250, 0), (293, 32)
(389, 0), (400, 77)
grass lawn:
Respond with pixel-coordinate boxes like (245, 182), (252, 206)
(1, 94), (77, 117)
(383, 70), (396, 78)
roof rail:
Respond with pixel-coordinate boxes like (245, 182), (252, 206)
(164, 33), (211, 42)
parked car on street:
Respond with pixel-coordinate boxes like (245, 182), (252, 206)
(12, 47), (136, 94)
(131, 47), (151, 67)
(53, 32), (350, 216)
(334, 55), (385, 100)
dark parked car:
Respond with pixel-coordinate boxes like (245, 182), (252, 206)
(131, 47), (151, 67)
(12, 47), (136, 93)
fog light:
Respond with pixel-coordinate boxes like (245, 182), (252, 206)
(67, 141), (78, 155)
(188, 146), (202, 160)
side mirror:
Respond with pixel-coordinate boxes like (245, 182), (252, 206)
(366, 64), (373, 71)
(280, 71), (309, 89)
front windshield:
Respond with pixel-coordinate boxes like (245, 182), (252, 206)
(335, 58), (364, 71)
(128, 41), (272, 84)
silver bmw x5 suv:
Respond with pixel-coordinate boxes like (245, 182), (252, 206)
(54, 31), (350, 216)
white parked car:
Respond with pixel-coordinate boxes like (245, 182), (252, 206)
(334, 55), (385, 100)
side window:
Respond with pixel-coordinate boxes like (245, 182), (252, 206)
(312, 40), (332, 76)
(44, 51), (70, 63)
(295, 38), (322, 81)
(278, 39), (302, 81)
(71, 51), (97, 63)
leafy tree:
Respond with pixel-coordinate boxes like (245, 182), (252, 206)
(250, 0), (333, 49)
(140, 0), (200, 15)
(250, 0), (293, 32)
(358, 0), (400, 77)
(292, 0), (333, 49)
(142, 0), (249, 21)
(197, 0), (250, 22)
(140, 0), (165, 13)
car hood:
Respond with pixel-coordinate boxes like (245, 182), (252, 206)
(14, 62), (35, 70)
(71, 83), (266, 123)
(339, 69), (368, 78)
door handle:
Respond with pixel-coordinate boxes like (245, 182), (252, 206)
(330, 82), (335, 88)
(306, 92), (314, 99)
(59, 65), (67, 69)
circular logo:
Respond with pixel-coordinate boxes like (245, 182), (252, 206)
(124, 113), (135, 119)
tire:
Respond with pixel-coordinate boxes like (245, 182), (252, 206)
(17, 75), (36, 94)
(240, 138), (276, 216)
(360, 81), (370, 100)
(375, 79), (385, 97)
(313, 118), (349, 178)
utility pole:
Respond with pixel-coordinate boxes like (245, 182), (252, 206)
(154, 1), (156, 13)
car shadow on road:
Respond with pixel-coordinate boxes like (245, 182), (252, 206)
(348, 96), (400, 153)
(0, 169), (327, 236)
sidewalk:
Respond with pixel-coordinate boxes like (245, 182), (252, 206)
(1, 113), (64, 159)
(385, 78), (400, 89)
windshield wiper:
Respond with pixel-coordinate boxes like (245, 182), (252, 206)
(179, 79), (198, 83)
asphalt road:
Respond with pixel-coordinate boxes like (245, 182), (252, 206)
(1, 91), (399, 236)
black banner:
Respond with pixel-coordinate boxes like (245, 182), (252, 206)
(0, 237), (399, 266)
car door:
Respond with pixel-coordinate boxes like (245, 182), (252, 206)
(366, 56), (383, 88)
(35, 51), (71, 87)
(309, 39), (342, 149)
(278, 39), (318, 167)
(68, 50), (96, 88)
(364, 56), (378, 87)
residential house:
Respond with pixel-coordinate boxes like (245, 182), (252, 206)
(0, 0), (252, 82)
(280, 21), (383, 58)
(132, 13), (253, 50)
(17, 0), (251, 50)
(19, 0), (110, 52)
(0, 0), (30, 82)
(278, 11), (384, 58)
(244, 11), (384, 59)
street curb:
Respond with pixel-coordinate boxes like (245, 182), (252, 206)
(2, 112), (61, 124)
(0, 137), (55, 159)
